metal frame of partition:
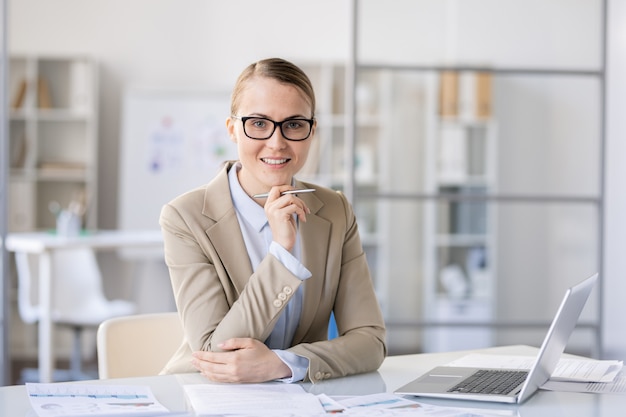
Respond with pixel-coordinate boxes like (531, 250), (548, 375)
(346, 0), (607, 357)
(1, 0), (11, 385)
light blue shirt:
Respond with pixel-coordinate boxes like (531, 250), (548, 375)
(228, 163), (311, 382)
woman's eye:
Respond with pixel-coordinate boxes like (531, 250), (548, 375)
(252, 119), (267, 128)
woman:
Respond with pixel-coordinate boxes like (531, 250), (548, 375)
(159, 57), (386, 383)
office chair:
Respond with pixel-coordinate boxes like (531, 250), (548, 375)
(14, 248), (136, 381)
(97, 311), (337, 379)
(96, 312), (183, 379)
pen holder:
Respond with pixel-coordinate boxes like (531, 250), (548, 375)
(56, 210), (82, 237)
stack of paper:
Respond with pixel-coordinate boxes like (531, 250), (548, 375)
(184, 385), (512, 417)
(445, 353), (625, 394)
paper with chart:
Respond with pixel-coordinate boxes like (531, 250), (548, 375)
(26, 383), (172, 417)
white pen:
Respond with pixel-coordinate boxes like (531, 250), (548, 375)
(253, 188), (316, 198)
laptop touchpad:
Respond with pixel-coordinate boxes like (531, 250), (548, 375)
(421, 374), (464, 384)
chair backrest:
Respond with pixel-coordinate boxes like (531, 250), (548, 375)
(14, 251), (40, 324)
(14, 247), (117, 325)
(96, 312), (183, 379)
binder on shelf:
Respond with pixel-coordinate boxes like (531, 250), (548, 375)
(438, 71), (459, 117)
(458, 71), (493, 120)
(38, 77), (53, 109)
(69, 60), (91, 111)
(12, 79), (28, 109)
(438, 124), (467, 182)
(475, 72), (492, 119)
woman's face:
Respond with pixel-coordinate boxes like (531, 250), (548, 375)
(226, 76), (315, 197)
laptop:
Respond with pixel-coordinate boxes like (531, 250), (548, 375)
(394, 272), (598, 404)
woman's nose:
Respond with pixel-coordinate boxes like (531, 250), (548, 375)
(265, 126), (288, 148)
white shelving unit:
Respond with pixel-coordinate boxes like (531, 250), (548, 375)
(8, 54), (98, 232)
(422, 71), (498, 352)
(295, 63), (501, 352)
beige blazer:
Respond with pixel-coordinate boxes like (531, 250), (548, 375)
(159, 162), (386, 383)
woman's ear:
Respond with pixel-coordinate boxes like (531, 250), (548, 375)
(225, 117), (237, 143)
(310, 118), (317, 139)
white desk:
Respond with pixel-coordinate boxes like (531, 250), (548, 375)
(4, 229), (164, 383)
(0, 345), (623, 416)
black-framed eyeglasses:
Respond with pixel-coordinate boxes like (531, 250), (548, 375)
(232, 115), (314, 141)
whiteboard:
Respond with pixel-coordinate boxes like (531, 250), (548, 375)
(118, 89), (237, 230)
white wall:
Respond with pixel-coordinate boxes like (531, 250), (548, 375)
(8, 0), (626, 358)
(8, 0), (351, 230)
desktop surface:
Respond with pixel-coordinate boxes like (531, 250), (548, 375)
(4, 229), (163, 252)
(1, 345), (624, 417)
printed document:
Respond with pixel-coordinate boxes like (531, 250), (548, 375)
(183, 383), (324, 416)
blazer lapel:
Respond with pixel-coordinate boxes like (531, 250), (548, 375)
(206, 211), (253, 295)
(202, 162), (253, 295)
(293, 190), (329, 343)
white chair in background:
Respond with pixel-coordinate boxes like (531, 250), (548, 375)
(96, 312), (183, 379)
(14, 247), (136, 381)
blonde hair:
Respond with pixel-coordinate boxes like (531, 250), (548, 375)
(230, 58), (316, 118)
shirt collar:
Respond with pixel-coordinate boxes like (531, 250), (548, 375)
(228, 162), (268, 232)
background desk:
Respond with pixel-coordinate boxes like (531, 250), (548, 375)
(4, 229), (164, 383)
(1, 345), (624, 416)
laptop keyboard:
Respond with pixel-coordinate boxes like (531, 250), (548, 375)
(447, 369), (529, 395)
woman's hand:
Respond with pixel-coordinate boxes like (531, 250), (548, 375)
(191, 338), (292, 383)
(263, 187), (311, 251)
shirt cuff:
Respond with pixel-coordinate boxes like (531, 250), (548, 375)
(270, 241), (312, 280)
(272, 350), (310, 383)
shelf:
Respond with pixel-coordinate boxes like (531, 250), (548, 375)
(437, 178), (492, 187)
(435, 234), (488, 246)
(34, 109), (93, 120)
(37, 166), (88, 181)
